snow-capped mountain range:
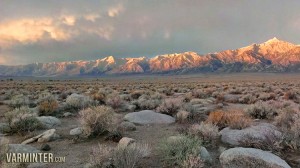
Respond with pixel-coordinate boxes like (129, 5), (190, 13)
(1, 37), (300, 76)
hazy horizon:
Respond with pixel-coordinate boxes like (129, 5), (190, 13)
(1, 0), (300, 65)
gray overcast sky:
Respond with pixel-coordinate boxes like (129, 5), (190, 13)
(0, 0), (300, 65)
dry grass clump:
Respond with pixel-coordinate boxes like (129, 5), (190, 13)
(206, 110), (252, 130)
(37, 94), (58, 116)
(90, 143), (150, 168)
(156, 98), (183, 116)
(189, 122), (219, 145)
(5, 106), (42, 134)
(158, 135), (203, 167)
(182, 154), (204, 168)
(245, 101), (278, 119)
(79, 106), (115, 137)
(113, 143), (151, 168)
(90, 144), (114, 168)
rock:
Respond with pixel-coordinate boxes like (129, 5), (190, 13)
(118, 122), (136, 131)
(199, 146), (212, 164)
(124, 110), (175, 125)
(118, 137), (136, 147)
(219, 123), (281, 146)
(0, 122), (11, 133)
(220, 147), (291, 168)
(41, 144), (51, 151)
(8, 144), (40, 153)
(37, 129), (60, 143)
(63, 112), (73, 117)
(70, 127), (83, 136)
(22, 129), (60, 144)
(36, 116), (61, 129)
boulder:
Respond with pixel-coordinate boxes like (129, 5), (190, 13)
(220, 147), (291, 168)
(124, 110), (175, 125)
(70, 127), (83, 136)
(21, 129), (60, 144)
(118, 137), (136, 147)
(219, 123), (281, 146)
(36, 116), (61, 129)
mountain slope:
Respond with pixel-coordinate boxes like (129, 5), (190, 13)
(0, 38), (300, 76)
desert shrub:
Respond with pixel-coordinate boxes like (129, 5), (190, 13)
(273, 108), (300, 151)
(113, 143), (151, 168)
(135, 94), (161, 110)
(238, 130), (282, 154)
(206, 110), (252, 130)
(106, 93), (124, 109)
(158, 135), (202, 167)
(189, 122), (219, 145)
(274, 108), (297, 131)
(284, 91), (297, 100)
(120, 94), (132, 102)
(89, 144), (114, 168)
(176, 110), (190, 124)
(7, 94), (29, 108)
(156, 98), (183, 116)
(79, 106), (115, 137)
(37, 95), (58, 116)
(192, 89), (207, 99)
(130, 90), (145, 99)
(91, 92), (106, 104)
(238, 94), (257, 104)
(182, 154), (204, 168)
(5, 106), (42, 134)
(245, 101), (278, 119)
(66, 93), (93, 110)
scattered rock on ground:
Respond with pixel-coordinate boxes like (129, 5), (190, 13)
(220, 147), (291, 168)
(124, 110), (175, 125)
(22, 129), (60, 144)
(36, 116), (61, 129)
(70, 127), (83, 136)
(118, 137), (136, 147)
(219, 123), (282, 146)
(200, 146), (213, 164)
(63, 112), (73, 117)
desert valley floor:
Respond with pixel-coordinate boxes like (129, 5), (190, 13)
(1, 73), (300, 168)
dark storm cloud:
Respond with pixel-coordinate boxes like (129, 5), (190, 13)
(0, 0), (300, 65)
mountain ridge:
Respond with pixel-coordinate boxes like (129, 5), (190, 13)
(1, 38), (300, 76)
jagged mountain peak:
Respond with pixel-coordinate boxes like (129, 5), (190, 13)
(1, 38), (300, 76)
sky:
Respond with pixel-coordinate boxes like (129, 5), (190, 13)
(0, 0), (300, 65)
